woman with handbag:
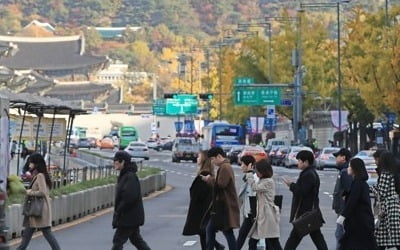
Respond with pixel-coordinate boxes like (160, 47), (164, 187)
(17, 153), (60, 250)
(245, 159), (282, 250)
(282, 150), (328, 250)
(370, 152), (400, 250)
(337, 157), (377, 250)
(182, 150), (225, 250)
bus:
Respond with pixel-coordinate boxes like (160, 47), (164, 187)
(201, 121), (245, 152)
(119, 126), (139, 149)
(68, 126), (87, 147)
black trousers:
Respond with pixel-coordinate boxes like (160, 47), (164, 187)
(284, 228), (328, 250)
(237, 215), (258, 250)
(112, 227), (151, 250)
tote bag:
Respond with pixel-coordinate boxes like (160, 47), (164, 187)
(23, 196), (44, 217)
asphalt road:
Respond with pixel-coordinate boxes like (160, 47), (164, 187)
(10, 150), (339, 250)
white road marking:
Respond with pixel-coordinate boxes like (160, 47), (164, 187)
(183, 241), (197, 246)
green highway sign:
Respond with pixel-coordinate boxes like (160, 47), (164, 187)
(234, 87), (281, 105)
(152, 99), (166, 115)
(166, 94), (198, 115)
(234, 77), (255, 86)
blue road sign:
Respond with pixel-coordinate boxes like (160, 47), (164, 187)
(280, 99), (292, 106)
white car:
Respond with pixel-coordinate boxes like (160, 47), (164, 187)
(124, 142), (149, 160)
(284, 146), (314, 168)
(146, 138), (161, 151)
(316, 147), (341, 170)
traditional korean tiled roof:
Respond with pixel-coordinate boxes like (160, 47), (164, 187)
(45, 83), (113, 101)
(0, 35), (107, 71)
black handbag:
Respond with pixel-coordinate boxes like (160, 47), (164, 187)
(291, 207), (323, 237)
(274, 195), (283, 210)
(291, 170), (324, 237)
(23, 196), (44, 217)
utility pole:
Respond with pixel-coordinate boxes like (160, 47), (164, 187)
(266, 16), (302, 143)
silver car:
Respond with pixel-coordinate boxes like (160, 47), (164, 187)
(124, 142), (150, 160)
(354, 150), (376, 166)
(316, 147), (341, 170)
(284, 146), (314, 168)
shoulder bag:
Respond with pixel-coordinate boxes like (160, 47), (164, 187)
(22, 176), (44, 217)
(291, 171), (324, 237)
(23, 196), (44, 217)
(274, 173), (283, 210)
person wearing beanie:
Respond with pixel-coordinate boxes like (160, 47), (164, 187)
(111, 150), (151, 250)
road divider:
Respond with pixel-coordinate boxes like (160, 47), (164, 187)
(5, 171), (166, 240)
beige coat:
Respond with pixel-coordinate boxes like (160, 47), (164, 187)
(246, 173), (280, 239)
(23, 173), (52, 228)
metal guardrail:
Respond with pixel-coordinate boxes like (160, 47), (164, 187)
(49, 165), (118, 189)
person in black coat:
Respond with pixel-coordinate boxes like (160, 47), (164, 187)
(282, 150), (328, 250)
(112, 150), (151, 250)
(332, 148), (353, 250)
(182, 150), (224, 250)
(337, 157), (377, 250)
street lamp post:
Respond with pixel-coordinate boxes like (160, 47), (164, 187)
(299, 0), (349, 146)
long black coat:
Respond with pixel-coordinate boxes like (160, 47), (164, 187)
(289, 166), (322, 222)
(340, 179), (377, 250)
(112, 163), (145, 228)
(182, 171), (213, 235)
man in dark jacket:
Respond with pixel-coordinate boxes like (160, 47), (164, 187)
(332, 148), (352, 250)
(282, 150), (328, 250)
(112, 150), (151, 250)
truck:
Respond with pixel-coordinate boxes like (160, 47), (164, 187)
(172, 137), (200, 163)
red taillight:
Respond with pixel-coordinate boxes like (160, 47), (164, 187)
(0, 192), (5, 205)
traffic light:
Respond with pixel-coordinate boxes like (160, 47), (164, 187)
(164, 93), (177, 99)
(199, 93), (213, 100)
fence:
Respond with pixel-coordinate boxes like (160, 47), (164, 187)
(49, 165), (118, 189)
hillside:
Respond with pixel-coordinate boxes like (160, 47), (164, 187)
(0, 0), (384, 38)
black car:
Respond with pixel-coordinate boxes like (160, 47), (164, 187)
(227, 145), (244, 165)
(162, 140), (174, 151)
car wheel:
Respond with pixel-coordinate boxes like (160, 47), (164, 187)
(176, 159), (180, 163)
(192, 159), (197, 163)
(145, 157), (149, 160)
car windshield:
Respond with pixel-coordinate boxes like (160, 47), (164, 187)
(356, 151), (374, 157)
(178, 139), (193, 144)
(324, 149), (339, 154)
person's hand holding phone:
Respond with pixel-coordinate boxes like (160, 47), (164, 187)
(246, 163), (253, 172)
(281, 175), (293, 186)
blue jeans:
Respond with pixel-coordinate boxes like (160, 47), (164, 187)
(206, 219), (237, 250)
(335, 222), (345, 250)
